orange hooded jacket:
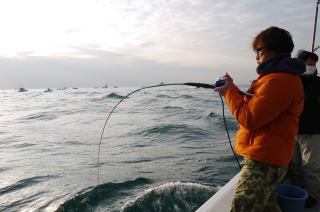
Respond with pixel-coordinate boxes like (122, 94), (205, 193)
(225, 54), (305, 166)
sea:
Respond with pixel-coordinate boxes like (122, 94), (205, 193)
(0, 85), (245, 212)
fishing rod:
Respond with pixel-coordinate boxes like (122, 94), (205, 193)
(312, 0), (320, 52)
(97, 81), (242, 199)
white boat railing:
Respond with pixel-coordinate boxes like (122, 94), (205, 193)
(196, 172), (240, 212)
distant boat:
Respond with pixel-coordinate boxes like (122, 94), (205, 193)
(18, 88), (27, 92)
(102, 84), (108, 88)
(44, 88), (53, 92)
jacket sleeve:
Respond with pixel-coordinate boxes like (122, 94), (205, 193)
(224, 77), (295, 130)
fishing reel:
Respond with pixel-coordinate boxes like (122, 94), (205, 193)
(214, 77), (225, 87)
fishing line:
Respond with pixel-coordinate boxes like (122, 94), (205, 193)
(218, 94), (241, 169)
(97, 82), (241, 200)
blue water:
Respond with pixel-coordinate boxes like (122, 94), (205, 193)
(0, 86), (242, 211)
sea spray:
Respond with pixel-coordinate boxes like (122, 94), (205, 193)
(121, 182), (217, 212)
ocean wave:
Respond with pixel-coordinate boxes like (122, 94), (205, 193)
(2, 87), (239, 212)
(20, 112), (57, 121)
(132, 124), (212, 139)
(153, 93), (199, 100)
(162, 106), (184, 111)
(0, 167), (10, 173)
(121, 182), (217, 212)
(2, 191), (47, 212)
(155, 94), (175, 99)
(72, 91), (90, 95)
(217, 118), (238, 131)
(91, 93), (127, 102)
(0, 175), (59, 195)
(206, 112), (238, 131)
(105, 93), (126, 99)
(207, 112), (219, 119)
(87, 91), (101, 95)
(176, 94), (195, 99)
(55, 177), (153, 212)
(216, 154), (242, 163)
(10, 142), (37, 149)
(118, 155), (178, 164)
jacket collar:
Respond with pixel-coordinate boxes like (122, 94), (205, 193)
(256, 54), (305, 76)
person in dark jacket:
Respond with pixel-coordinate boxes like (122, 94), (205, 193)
(290, 50), (320, 208)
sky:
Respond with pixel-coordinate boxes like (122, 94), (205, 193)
(0, 0), (318, 89)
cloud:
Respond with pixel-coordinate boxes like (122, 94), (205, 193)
(91, 0), (315, 64)
(0, 0), (318, 88)
(0, 49), (206, 89)
(0, 46), (258, 89)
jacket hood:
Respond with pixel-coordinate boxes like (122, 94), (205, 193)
(256, 54), (305, 75)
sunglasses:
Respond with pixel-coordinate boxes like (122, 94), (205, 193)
(255, 47), (264, 54)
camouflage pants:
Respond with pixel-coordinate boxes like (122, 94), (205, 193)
(230, 158), (288, 212)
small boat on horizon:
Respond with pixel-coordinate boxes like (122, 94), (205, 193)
(18, 88), (27, 92)
(44, 88), (53, 92)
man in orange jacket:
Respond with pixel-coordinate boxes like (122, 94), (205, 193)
(215, 26), (305, 211)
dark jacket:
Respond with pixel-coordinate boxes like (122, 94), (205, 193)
(299, 75), (320, 134)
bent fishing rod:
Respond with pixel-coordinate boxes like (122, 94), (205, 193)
(97, 81), (242, 198)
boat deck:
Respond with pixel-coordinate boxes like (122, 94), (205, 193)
(196, 173), (320, 212)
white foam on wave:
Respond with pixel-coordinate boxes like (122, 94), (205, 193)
(121, 182), (217, 212)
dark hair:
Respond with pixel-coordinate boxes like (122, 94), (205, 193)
(296, 50), (318, 62)
(252, 26), (294, 54)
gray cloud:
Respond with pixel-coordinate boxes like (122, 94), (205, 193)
(0, 0), (318, 89)
(1, 48), (239, 89)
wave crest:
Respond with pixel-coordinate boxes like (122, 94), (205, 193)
(121, 182), (217, 212)
(55, 177), (152, 212)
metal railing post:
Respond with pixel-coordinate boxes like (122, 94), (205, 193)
(312, 0), (320, 52)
